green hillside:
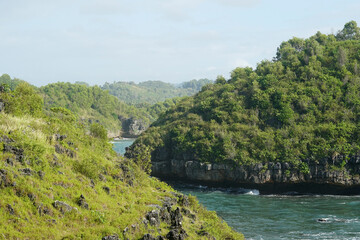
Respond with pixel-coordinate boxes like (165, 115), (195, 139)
(101, 79), (212, 105)
(0, 83), (243, 239)
(128, 21), (360, 169)
(0, 74), (27, 90)
(40, 82), (153, 137)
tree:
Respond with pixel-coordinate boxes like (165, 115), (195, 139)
(336, 21), (360, 40)
(215, 75), (226, 84)
(1, 82), (43, 117)
(90, 123), (108, 140)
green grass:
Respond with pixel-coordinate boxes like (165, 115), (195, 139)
(0, 113), (243, 239)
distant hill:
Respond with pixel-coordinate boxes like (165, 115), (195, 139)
(0, 76), (211, 138)
(101, 79), (212, 105)
(40, 82), (153, 137)
(0, 74), (27, 90)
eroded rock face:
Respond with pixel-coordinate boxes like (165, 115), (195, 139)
(150, 154), (360, 194)
(119, 116), (149, 138)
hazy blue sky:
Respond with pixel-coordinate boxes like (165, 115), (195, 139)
(1, 0), (359, 86)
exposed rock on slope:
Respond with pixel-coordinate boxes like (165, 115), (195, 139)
(119, 116), (149, 138)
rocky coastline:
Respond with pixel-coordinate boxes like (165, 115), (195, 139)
(150, 155), (360, 195)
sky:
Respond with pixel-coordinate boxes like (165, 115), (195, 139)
(0, 0), (359, 86)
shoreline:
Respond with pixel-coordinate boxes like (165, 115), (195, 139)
(155, 176), (360, 195)
(151, 159), (360, 195)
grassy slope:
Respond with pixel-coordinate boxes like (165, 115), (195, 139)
(0, 112), (242, 239)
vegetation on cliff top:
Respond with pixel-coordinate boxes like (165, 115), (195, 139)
(0, 83), (242, 239)
(129, 21), (360, 170)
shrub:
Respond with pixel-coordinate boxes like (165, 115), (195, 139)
(90, 123), (107, 140)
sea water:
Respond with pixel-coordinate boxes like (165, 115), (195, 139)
(111, 139), (134, 155)
(113, 140), (360, 240)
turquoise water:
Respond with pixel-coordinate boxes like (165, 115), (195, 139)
(113, 141), (360, 240)
(172, 183), (360, 240)
(111, 139), (134, 155)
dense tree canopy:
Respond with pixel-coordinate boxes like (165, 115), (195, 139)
(101, 79), (212, 105)
(0, 74), (26, 90)
(40, 82), (153, 135)
(131, 22), (360, 168)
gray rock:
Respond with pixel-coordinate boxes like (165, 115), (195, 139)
(170, 207), (183, 227)
(77, 194), (89, 209)
(102, 235), (119, 240)
(141, 234), (155, 240)
(166, 229), (187, 240)
(102, 186), (110, 194)
(53, 200), (77, 213)
(55, 134), (67, 141)
(3, 144), (24, 162)
(119, 116), (149, 138)
(146, 210), (160, 226)
(178, 195), (189, 207)
(38, 171), (45, 180)
(159, 207), (171, 224)
(19, 168), (32, 176)
(7, 204), (15, 215)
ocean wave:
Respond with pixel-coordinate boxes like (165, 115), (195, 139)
(317, 216), (359, 224)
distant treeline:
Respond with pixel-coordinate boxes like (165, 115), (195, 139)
(0, 74), (211, 135)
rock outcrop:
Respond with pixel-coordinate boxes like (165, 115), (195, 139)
(150, 153), (360, 194)
(53, 201), (77, 213)
(119, 116), (148, 138)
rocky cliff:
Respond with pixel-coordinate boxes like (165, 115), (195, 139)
(119, 116), (149, 138)
(149, 152), (360, 194)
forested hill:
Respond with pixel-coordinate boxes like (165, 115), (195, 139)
(129, 21), (360, 168)
(40, 82), (153, 137)
(0, 74), (27, 90)
(101, 79), (212, 105)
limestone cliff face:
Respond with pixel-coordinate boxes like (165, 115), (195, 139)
(119, 116), (149, 138)
(150, 153), (360, 194)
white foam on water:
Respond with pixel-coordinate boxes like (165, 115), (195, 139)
(244, 189), (260, 195)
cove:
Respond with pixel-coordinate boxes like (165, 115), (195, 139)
(113, 140), (360, 239)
